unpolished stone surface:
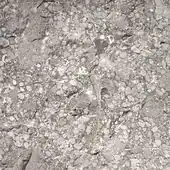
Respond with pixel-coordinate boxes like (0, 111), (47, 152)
(0, 0), (170, 169)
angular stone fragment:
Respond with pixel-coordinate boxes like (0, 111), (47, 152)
(131, 45), (140, 53)
(13, 150), (32, 170)
(25, 147), (41, 170)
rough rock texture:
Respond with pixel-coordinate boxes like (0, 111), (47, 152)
(0, 0), (170, 169)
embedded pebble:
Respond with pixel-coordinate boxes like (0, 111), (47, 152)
(18, 93), (25, 100)
(152, 126), (158, 132)
(26, 85), (32, 91)
(154, 139), (162, 146)
(0, 37), (9, 47)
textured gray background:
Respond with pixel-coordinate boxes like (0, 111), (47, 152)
(0, 0), (170, 169)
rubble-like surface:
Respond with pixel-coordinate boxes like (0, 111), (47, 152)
(0, 0), (170, 169)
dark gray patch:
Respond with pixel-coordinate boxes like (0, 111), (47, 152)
(94, 38), (108, 55)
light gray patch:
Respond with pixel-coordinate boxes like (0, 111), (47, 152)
(160, 71), (170, 92)
(0, 37), (9, 48)
(142, 96), (164, 118)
